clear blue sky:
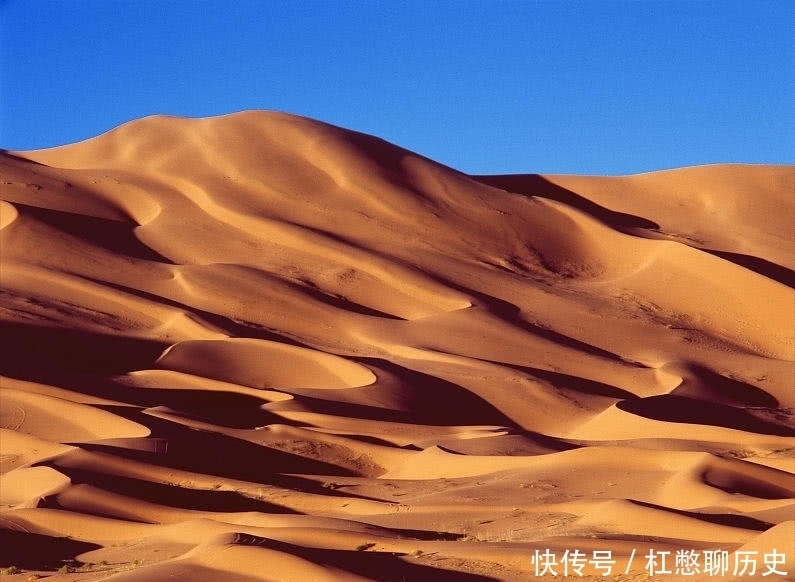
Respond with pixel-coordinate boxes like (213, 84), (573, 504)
(1, 0), (793, 175)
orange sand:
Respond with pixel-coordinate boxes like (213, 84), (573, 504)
(1, 111), (793, 581)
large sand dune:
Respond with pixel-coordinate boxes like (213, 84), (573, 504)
(1, 111), (793, 581)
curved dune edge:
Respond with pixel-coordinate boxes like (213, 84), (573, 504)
(0, 466), (71, 509)
(155, 338), (377, 389)
(1, 112), (793, 581)
(0, 200), (18, 229)
(0, 430), (76, 474)
(0, 389), (150, 442)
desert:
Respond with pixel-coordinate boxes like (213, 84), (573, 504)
(1, 110), (793, 581)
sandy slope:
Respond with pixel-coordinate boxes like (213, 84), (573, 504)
(1, 111), (793, 581)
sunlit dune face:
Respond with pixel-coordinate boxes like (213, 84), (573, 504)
(1, 113), (793, 581)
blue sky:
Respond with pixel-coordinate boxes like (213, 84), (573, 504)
(1, 0), (792, 175)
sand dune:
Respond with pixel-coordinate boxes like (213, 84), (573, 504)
(1, 111), (793, 580)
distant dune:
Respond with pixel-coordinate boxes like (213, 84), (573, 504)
(1, 111), (793, 581)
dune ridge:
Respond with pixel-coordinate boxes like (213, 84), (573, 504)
(1, 111), (793, 581)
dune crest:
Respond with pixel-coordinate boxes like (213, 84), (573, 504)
(1, 111), (793, 581)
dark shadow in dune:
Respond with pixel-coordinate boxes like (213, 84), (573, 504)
(47, 449), (386, 506)
(74, 407), (362, 479)
(227, 533), (501, 582)
(700, 460), (795, 500)
(222, 472), (384, 502)
(234, 258), (406, 320)
(0, 365), (310, 432)
(286, 359), (519, 428)
(379, 528), (464, 542)
(473, 174), (660, 231)
(0, 322), (168, 377)
(267, 388), (465, 424)
(333, 433), (418, 448)
(75, 435), (357, 480)
(0, 530), (100, 570)
(0, 149), (50, 167)
(38, 469), (297, 515)
(334, 130), (449, 207)
(672, 364), (779, 408)
(628, 499), (772, 531)
(513, 317), (633, 364)
(477, 173), (795, 290)
(617, 395), (795, 436)
(706, 249), (795, 289)
(439, 282), (639, 366)
(81, 274), (383, 344)
(15, 202), (173, 263)
(236, 262), (406, 320)
(504, 362), (638, 401)
(103, 389), (295, 430)
(288, 278), (404, 319)
(439, 432), (578, 456)
(0, 148), (58, 169)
